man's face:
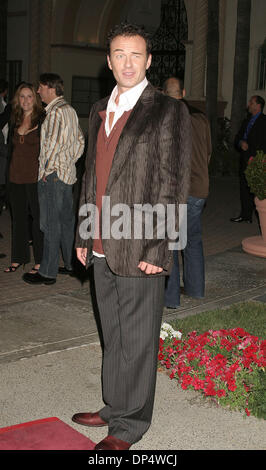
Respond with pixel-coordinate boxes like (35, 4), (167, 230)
(247, 97), (260, 115)
(164, 79), (184, 100)
(107, 35), (152, 96)
(37, 83), (56, 104)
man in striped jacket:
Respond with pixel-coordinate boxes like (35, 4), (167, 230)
(23, 73), (85, 285)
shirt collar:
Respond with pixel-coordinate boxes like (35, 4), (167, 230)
(107, 77), (148, 112)
(250, 111), (261, 121)
(45, 96), (64, 112)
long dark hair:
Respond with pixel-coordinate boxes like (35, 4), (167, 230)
(11, 83), (45, 128)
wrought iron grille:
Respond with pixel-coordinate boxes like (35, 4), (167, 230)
(147, 0), (188, 88)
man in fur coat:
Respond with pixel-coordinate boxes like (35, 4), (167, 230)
(72, 23), (191, 450)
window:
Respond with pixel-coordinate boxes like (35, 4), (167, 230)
(71, 76), (114, 117)
(6, 60), (22, 100)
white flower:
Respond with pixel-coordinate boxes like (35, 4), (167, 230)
(160, 322), (182, 340)
(161, 322), (174, 333)
(172, 330), (182, 340)
(160, 330), (169, 340)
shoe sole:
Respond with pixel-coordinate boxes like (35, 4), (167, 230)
(23, 277), (56, 285)
(230, 219), (252, 223)
(71, 416), (108, 427)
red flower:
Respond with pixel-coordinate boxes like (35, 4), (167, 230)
(192, 377), (205, 390)
(181, 374), (193, 390)
(227, 381), (237, 392)
(204, 385), (216, 396)
(159, 326), (264, 418)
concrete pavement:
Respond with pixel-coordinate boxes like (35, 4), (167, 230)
(0, 176), (265, 450)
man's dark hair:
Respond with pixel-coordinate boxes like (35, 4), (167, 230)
(39, 73), (64, 97)
(254, 95), (265, 111)
(162, 76), (184, 94)
(106, 22), (152, 56)
(0, 79), (8, 94)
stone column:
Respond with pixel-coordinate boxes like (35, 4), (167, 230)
(29, 0), (40, 85)
(183, 41), (193, 96)
(28, 0), (52, 85)
(39, 0), (52, 74)
(218, 0), (226, 99)
(190, 0), (208, 100)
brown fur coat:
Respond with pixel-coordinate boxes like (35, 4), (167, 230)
(76, 83), (191, 276)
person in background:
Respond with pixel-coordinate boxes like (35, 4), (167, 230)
(4, 83), (45, 273)
(0, 123), (8, 215)
(0, 79), (9, 213)
(23, 73), (85, 285)
(0, 124), (7, 252)
(230, 95), (266, 224)
(0, 79), (9, 138)
(163, 77), (212, 307)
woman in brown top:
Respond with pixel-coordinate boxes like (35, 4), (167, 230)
(4, 83), (45, 272)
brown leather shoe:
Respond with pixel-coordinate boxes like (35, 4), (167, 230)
(72, 411), (108, 427)
(94, 435), (131, 450)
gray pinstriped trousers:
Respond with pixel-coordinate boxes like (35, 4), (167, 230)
(93, 257), (165, 444)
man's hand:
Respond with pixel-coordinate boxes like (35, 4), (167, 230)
(76, 247), (87, 266)
(240, 140), (249, 151)
(138, 261), (163, 275)
(42, 175), (47, 182)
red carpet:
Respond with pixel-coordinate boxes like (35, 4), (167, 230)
(0, 417), (96, 450)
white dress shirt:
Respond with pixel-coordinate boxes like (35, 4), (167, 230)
(105, 77), (148, 136)
(93, 77), (149, 258)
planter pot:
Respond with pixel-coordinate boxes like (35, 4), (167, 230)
(255, 197), (266, 242)
(242, 197), (266, 258)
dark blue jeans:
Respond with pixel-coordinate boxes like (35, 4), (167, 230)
(38, 173), (75, 278)
(165, 196), (206, 307)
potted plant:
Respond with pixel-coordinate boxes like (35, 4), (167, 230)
(245, 150), (266, 201)
(242, 150), (266, 257)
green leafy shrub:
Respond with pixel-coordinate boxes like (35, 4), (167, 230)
(245, 150), (266, 200)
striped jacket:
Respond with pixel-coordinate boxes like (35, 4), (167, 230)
(38, 96), (85, 184)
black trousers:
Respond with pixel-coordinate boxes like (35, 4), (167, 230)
(239, 156), (255, 220)
(0, 184), (6, 212)
(8, 182), (43, 264)
(239, 172), (255, 219)
(93, 257), (165, 444)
